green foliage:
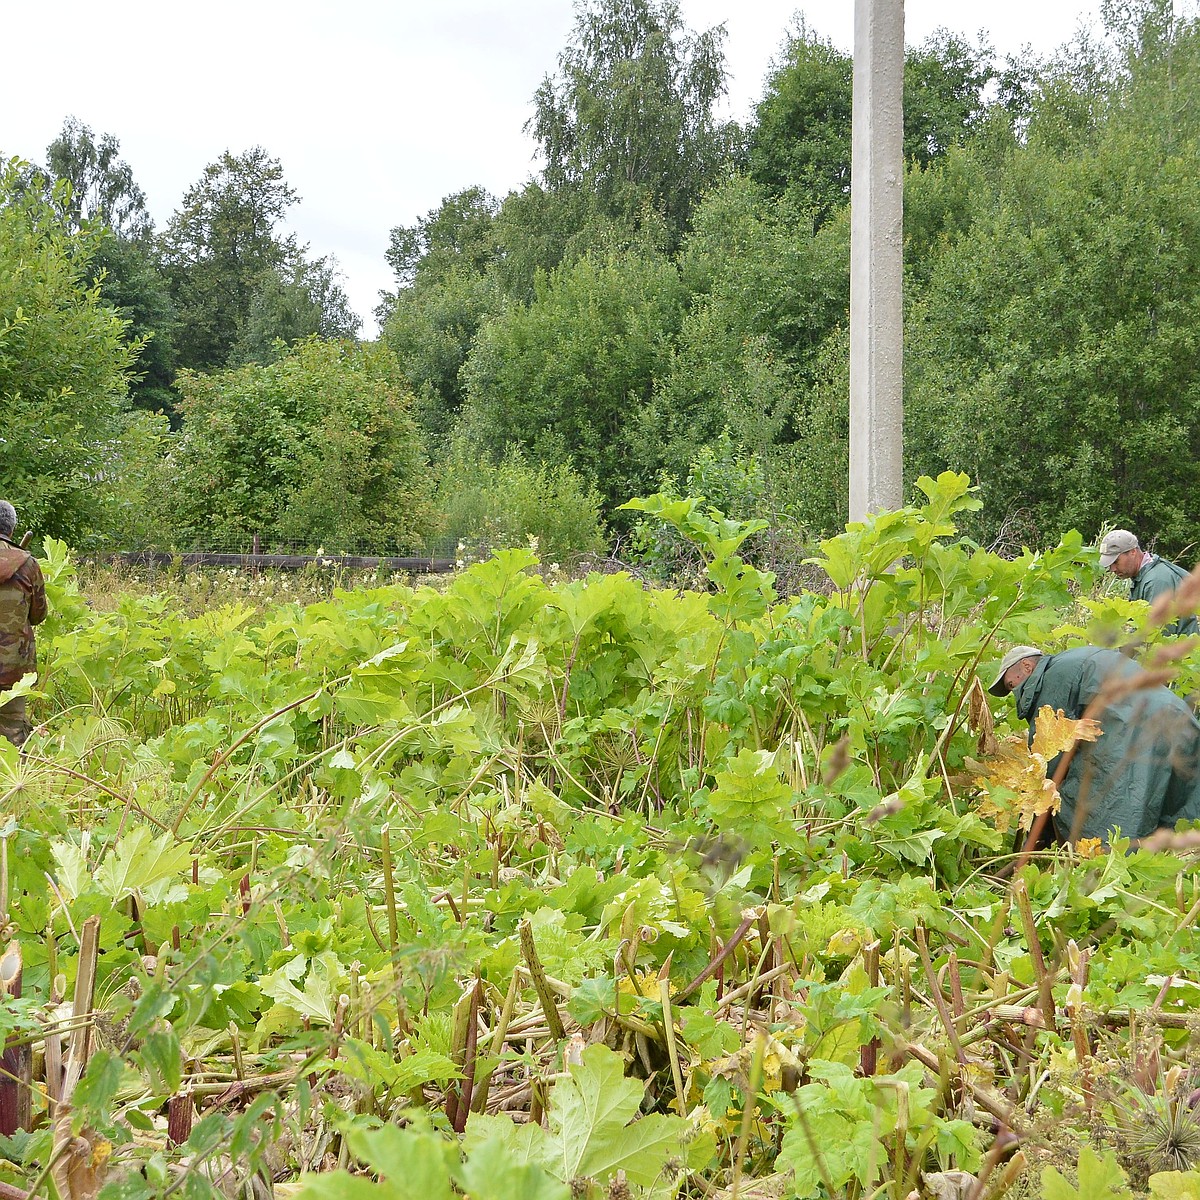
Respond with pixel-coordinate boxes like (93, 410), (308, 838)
(747, 19), (853, 222)
(433, 441), (606, 563)
(164, 338), (434, 551)
(88, 231), (177, 416)
(628, 433), (772, 584)
(540, 1044), (687, 1185)
(6, 477), (1199, 1195)
(381, 267), (500, 443)
(1151, 1173), (1200, 1200)
(9, 16), (1200, 1189)
(622, 490), (775, 624)
(306, 1046), (687, 1198)
(40, 118), (177, 416)
(906, 8), (1200, 550)
(460, 250), (686, 510)
(231, 254), (360, 366)
(644, 175), (848, 482)
(1041, 1146), (1133, 1200)
(778, 1060), (980, 1199)
(159, 147), (301, 372)
(749, 21), (997, 222)
(383, 186), (500, 294)
(44, 115), (152, 240)
(0, 159), (140, 544)
(530, 0), (737, 244)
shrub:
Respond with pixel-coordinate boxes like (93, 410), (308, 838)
(433, 441), (606, 564)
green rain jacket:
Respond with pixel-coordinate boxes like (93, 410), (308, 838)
(1130, 555), (1199, 636)
(1014, 646), (1200, 842)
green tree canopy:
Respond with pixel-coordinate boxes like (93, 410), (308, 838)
(382, 186), (499, 295)
(45, 115), (152, 240)
(379, 184), (671, 447)
(231, 255), (360, 366)
(159, 147), (300, 371)
(45, 116), (152, 238)
(905, 5), (1200, 550)
(42, 118), (177, 415)
(530, 0), (737, 243)
(0, 160), (140, 543)
(749, 23), (996, 224)
(459, 251), (686, 510)
(378, 188), (503, 442)
(649, 173), (848, 476)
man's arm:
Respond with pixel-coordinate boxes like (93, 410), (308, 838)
(19, 557), (46, 625)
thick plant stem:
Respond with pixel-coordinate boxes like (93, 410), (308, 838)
(519, 919), (565, 1041)
(472, 972), (519, 1114)
(659, 960), (687, 1114)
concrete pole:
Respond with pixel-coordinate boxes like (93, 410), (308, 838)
(849, 0), (905, 521)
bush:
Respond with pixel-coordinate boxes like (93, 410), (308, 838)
(433, 442), (606, 564)
(163, 338), (436, 552)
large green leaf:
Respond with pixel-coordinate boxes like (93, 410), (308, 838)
(457, 1133), (569, 1200)
(1042, 1147), (1132, 1200)
(548, 1044), (687, 1187)
(94, 826), (192, 904)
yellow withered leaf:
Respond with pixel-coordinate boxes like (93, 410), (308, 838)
(973, 706), (1103, 833)
(1030, 706), (1102, 760)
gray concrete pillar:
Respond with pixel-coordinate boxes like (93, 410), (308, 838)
(849, 0), (905, 521)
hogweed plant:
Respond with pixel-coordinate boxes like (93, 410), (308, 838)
(0, 475), (1192, 1196)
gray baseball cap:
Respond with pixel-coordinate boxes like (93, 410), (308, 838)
(1099, 529), (1138, 569)
(987, 645), (1043, 696)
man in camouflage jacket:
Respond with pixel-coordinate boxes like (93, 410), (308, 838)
(0, 502), (46, 746)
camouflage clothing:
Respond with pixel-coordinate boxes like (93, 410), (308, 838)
(0, 538), (46, 746)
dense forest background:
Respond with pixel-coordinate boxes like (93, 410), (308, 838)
(3, 0), (1198, 566)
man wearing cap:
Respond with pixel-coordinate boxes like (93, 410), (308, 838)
(1099, 529), (1198, 636)
(989, 644), (1200, 844)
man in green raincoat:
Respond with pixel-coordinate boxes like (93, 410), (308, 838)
(1099, 529), (1198, 636)
(989, 645), (1200, 844)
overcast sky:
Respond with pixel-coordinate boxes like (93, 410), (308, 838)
(3, 1), (1110, 334)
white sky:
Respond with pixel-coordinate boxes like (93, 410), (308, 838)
(2, 1), (1108, 335)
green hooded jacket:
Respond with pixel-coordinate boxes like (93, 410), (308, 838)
(1014, 646), (1200, 842)
(1130, 555), (1199, 636)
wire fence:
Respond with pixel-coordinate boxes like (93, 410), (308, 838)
(92, 534), (469, 575)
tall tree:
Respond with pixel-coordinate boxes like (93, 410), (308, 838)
(529, 0), (737, 243)
(232, 255), (360, 365)
(459, 250), (686, 509)
(904, 6), (1200, 550)
(45, 115), (152, 239)
(378, 183), (661, 443)
(749, 24), (995, 224)
(645, 174), (849, 480)
(382, 186), (499, 296)
(378, 188), (503, 442)
(903, 32), (996, 167)
(0, 162), (139, 543)
(747, 22), (853, 225)
(43, 118), (176, 414)
(159, 148), (299, 371)
(45, 116), (152, 238)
